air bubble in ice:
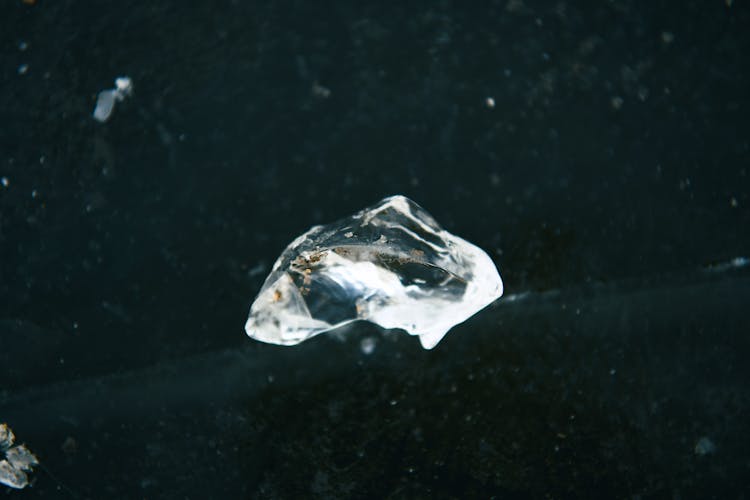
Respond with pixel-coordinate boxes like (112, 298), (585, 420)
(244, 195), (503, 349)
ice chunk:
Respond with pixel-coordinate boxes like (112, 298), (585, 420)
(245, 195), (503, 349)
(0, 424), (14, 451)
(0, 460), (28, 489)
(93, 76), (133, 123)
(114, 76), (133, 96)
(93, 89), (117, 122)
(0, 424), (38, 490)
(5, 446), (38, 471)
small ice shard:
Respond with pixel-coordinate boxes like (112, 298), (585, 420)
(0, 424), (14, 451)
(93, 76), (133, 123)
(0, 460), (28, 489)
(0, 423), (38, 489)
(245, 195), (503, 349)
(93, 89), (117, 122)
(5, 446), (38, 472)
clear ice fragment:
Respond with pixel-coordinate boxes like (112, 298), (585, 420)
(93, 76), (133, 123)
(0, 424), (38, 490)
(93, 89), (117, 122)
(5, 446), (38, 472)
(0, 424), (14, 451)
(245, 195), (503, 349)
(0, 460), (28, 489)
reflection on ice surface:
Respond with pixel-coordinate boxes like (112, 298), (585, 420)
(245, 195), (504, 349)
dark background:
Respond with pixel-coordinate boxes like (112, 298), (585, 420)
(1, 0), (748, 498)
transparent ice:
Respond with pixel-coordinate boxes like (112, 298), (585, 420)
(0, 423), (38, 490)
(245, 195), (503, 349)
(92, 76), (133, 123)
(0, 425), (13, 451)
